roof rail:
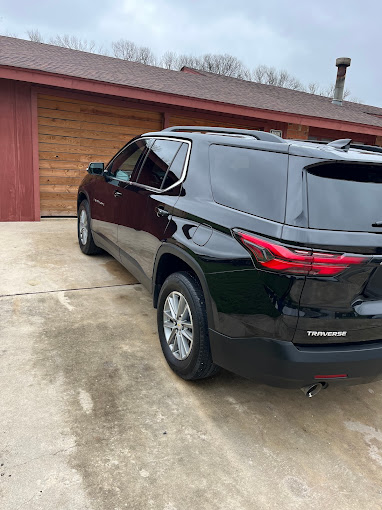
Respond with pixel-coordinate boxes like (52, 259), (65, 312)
(350, 143), (382, 155)
(327, 139), (382, 155)
(162, 126), (287, 143)
(287, 138), (382, 156)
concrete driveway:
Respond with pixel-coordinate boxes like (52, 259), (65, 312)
(1, 219), (382, 510)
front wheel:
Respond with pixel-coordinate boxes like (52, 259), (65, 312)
(77, 200), (101, 255)
(157, 272), (219, 380)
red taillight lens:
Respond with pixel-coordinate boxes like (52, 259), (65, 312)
(234, 231), (367, 276)
(314, 374), (347, 379)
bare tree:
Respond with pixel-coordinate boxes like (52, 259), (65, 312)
(254, 65), (277, 85)
(252, 64), (267, 83)
(200, 53), (250, 79)
(306, 82), (319, 94)
(348, 96), (363, 104)
(26, 29), (44, 43)
(160, 51), (179, 70)
(135, 45), (157, 65)
(159, 51), (250, 79)
(13, 29), (365, 101)
(175, 53), (201, 70)
(112, 39), (136, 60)
(112, 39), (156, 65)
(304, 81), (360, 101)
(44, 33), (108, 55)
(320, 84), (351, 100)
(49, 34), (96, 52)
(286, 76), (305, 91)
(252, 65), (304, 90)
(251, 65), (362, 100)
(7, 31), (18, 37)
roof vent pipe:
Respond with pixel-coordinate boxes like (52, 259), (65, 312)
(332, 57), (351, 106)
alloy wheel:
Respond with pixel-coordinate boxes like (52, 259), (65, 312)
(79, 209), (88, 245)
(163, 291), (194, 360)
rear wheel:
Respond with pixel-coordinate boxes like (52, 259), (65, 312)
(77, 200), (101, 255)
(157, 271), (219, 380)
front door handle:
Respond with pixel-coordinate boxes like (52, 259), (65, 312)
(114, 190), (122, 198)
(155, 206), (169, 218)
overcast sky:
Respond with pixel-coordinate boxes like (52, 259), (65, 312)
(1, 0), (381, 106)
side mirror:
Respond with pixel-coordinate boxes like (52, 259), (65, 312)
(87, 162), (104, 175)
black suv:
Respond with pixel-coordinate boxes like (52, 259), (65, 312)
(77, 126), (382, 396)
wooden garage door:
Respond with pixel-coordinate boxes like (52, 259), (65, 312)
(38, 95), (162, 216)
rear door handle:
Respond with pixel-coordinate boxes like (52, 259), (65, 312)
(155, 206), (169, 218)
(114, 190), (122, 198)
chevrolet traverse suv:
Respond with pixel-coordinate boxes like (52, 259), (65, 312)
(77, 126), (382, 396)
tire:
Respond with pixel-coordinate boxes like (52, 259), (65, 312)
(77, 200), (101, 255)
(157, 271), (220, 380)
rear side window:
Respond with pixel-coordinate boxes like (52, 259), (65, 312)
(162, 143), (188, 189)
(307, 163), (382, 231)
(209, 144), (288, 222)
(136, 139), (183, 189)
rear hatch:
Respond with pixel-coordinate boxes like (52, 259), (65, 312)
(290, 157), (382, 345)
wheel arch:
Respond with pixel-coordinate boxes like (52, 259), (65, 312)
(152, 244), (215, 330)
(77, 190), (90, 212)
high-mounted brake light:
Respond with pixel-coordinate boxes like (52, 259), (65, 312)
(314, 374), (348, 379)
(234, 231), (367, 276)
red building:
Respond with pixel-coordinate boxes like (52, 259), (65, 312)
(1, 36), (382, 221)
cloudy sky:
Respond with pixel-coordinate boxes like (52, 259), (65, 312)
(1, 0), (381, 106)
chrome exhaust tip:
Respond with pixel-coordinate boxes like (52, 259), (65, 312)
(301, 382), (327, 398)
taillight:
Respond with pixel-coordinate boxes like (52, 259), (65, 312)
(234, 231), (367, 276)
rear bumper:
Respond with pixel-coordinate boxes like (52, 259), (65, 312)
(209, 330), (382, 388)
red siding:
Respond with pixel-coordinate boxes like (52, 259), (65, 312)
(0, 79), (37, 221)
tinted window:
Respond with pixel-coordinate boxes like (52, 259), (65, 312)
(109, 139), (151, 182)
(136, 139), (182, 189)
(209, 144), (287, 222)
(307, 163), (382, 231)
(162, 143), (188, 189)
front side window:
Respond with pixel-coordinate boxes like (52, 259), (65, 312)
(109, 139), (151, 182)
(135, 139), (183, 189)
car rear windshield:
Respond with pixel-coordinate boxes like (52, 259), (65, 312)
(209, 144), (288, 222)
(306, 162), (382, 231)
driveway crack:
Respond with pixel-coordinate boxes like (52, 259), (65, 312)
(0, 283), (141, 299)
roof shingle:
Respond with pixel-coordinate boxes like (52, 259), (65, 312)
(1, 35), (381, 129)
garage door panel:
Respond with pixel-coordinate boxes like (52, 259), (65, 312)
(39, 143), (118, 157)
(38, 95), (161, 121)
(39, 161), (89, 170)
(39, 151), (113, 163)
(40, 186), (79, 195)
(39, 134), (124, 150)
(38, 99), (80, 113)
(79, 105), (161, 123)
(38, 109), (163, 131)
(40, 201), (77, 216)
(40, 175), (84, 186)
(40, 169), (82, 177)
(38, 103), (161, 124)
(38, 123), (141, 142)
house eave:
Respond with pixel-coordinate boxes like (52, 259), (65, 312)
(1, 64), (381, 137)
